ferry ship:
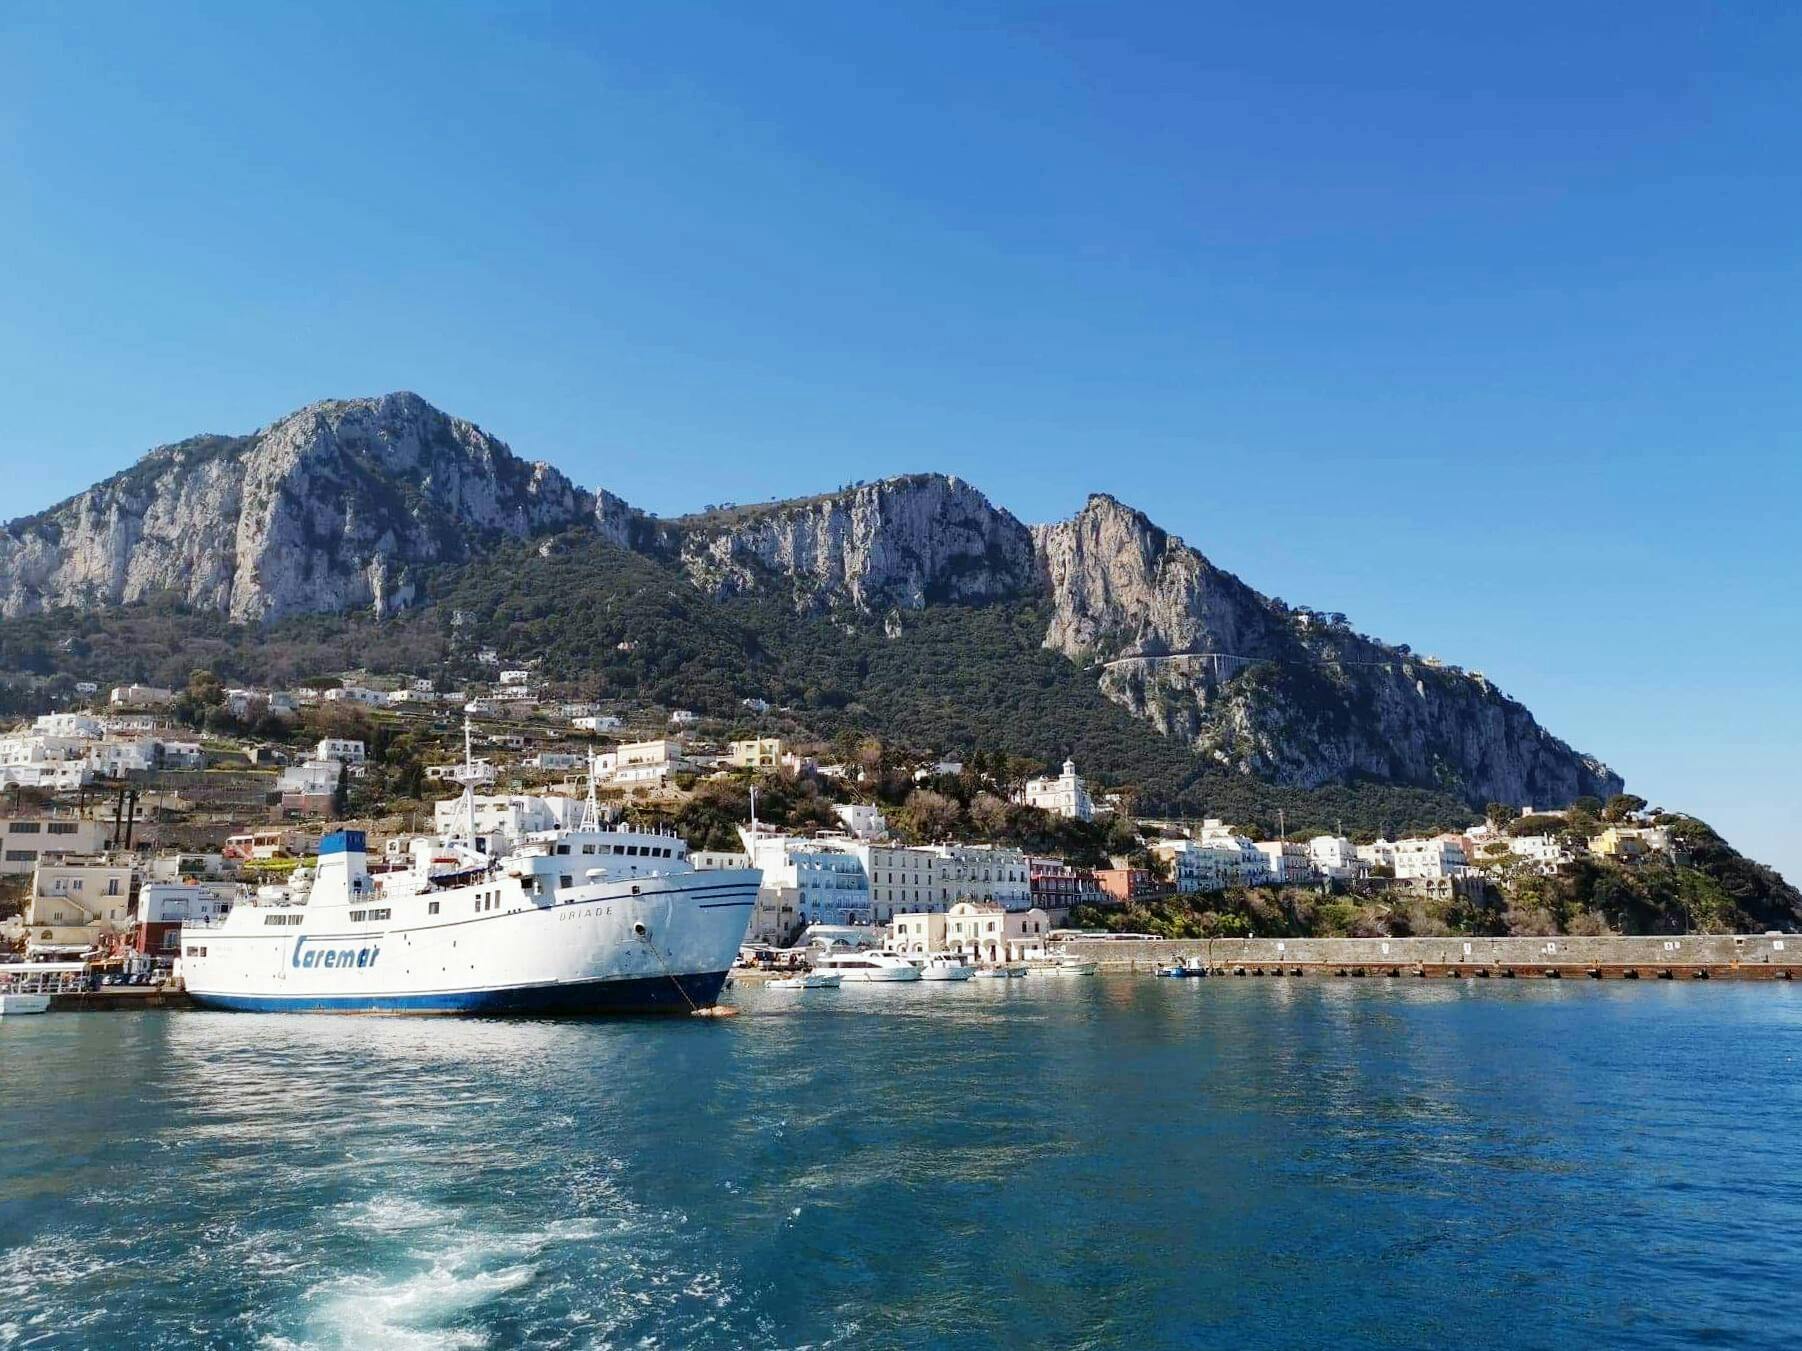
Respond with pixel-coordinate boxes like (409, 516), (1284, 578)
(178, 753), (760, 1014)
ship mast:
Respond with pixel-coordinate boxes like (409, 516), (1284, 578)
(582, 747), (603, 832)
(451, 714), (485, 842)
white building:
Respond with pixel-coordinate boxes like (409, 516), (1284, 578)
(1308, 835), (1364, 882)
(918, 843), (1032, 911)
(741, 830), (873, 928)
(323, 686), (386, 707)
(499, 669), (532, 686)
(609, 739), (688, 788)
(848, 842), (940, 922)
(1507, 834), (1573, 874)
(87, 739), (156, 776)
(526, 751), (585, 771)
(315, 738), (367, 765)
(832, 803), (889, 840)
(157, 739), (204, 769)
(1391, 836), (1470, 882)
(573, 714), (623, 733)
(109, 685), (173, 709)
(1018, 758), (1094, 822)
(278, 760), (342, 797)
(0, 758), (92, 791)
(1151, 838), (1236, 894)
(1197, 820), (1272, 886)
(0, 733), (87, 769)
(32, 713), (104, 739)
(669, 709), (700, 727)
(1253, 840), (1313, 886)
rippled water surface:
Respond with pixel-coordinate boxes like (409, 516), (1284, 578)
(4, 976), (1801, 1349)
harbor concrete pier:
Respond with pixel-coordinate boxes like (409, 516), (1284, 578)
(47, 986), (197, 1011)
(1060, 933), (1801, 981)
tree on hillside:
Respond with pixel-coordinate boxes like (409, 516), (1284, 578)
(1604, 793), (1648, 822)
(897, 789), (961, 843)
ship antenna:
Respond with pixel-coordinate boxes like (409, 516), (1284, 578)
(583, 748), (601, 832)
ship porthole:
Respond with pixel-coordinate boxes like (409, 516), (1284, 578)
(634, 922), (648, 938)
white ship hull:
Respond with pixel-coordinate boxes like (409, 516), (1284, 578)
(182, 864), (760, 1015)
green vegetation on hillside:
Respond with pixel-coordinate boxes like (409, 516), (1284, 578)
(1071, 815), (1802, 939)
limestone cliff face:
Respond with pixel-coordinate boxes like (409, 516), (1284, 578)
(0, 393), (590, 621)
(667, 473), (1036, 611)
(1033, 495), (1620, 806)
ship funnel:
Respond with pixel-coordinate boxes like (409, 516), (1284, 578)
(315, 829), (371, 899)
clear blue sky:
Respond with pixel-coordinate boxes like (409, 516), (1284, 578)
(2, 1), (1798, 880)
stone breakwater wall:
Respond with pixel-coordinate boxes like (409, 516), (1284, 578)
(1061, 933), (1800, 979)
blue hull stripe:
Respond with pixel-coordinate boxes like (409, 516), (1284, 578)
(187, 970), (730, 1015)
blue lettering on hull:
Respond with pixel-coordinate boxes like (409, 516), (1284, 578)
(187, 971), (730, 1016)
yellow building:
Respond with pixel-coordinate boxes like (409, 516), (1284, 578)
(25, 856), (137, 956)
(890, 901), (1050, 964)
(728, 737), (785, 770)
(1590, 827), (1650, 863)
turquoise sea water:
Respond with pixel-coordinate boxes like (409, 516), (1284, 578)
(3, 976), (1800, 1349)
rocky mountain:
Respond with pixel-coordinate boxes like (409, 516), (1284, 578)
(655, 474), (1037, 612)
(1033, 495), (1619, 804)
(0, 392), (1621, 808)
(0, 393), (594, 622)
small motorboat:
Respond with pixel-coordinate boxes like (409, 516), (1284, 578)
(1028, 956), (1098, 977)
(915, 954), (975, 982)
(972, 964), (1027, 979)
(769, 971), (843, 990)
(1157, 957), (1210, 978)
(0, 993), (52, 1016)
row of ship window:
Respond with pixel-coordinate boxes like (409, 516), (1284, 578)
(348, 908), (392, 922)
(554, 843), (674, 858)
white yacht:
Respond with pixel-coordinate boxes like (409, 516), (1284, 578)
(914, 953), (975, 982)
(178, 741), (761, 1015)
(812, 950), (922, 983)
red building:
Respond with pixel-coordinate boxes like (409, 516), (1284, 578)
(134, 882), (234, 958)
(1030, 862), (1104, 913)
(1093, 867), (1167, 905)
